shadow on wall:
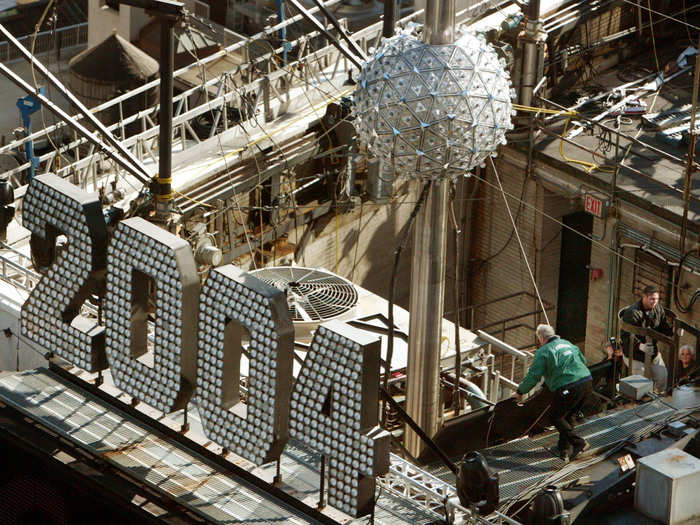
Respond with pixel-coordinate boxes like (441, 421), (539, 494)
(294, 179), (419, 309)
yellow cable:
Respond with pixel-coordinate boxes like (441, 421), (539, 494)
(559, 117), (614, 174)
(174, 189), (216, 208)
(511, 103), (615, 174)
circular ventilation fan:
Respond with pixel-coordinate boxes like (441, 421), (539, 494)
(249, 266), (358, 323)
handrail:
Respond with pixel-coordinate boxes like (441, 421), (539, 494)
(479, 310), (553, 332)
(0, 23), (87, 64)
(477, 330), (528, 360)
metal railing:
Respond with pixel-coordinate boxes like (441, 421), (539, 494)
(0, 0), (381, 190)
(192, 0), (210, 19)
(0, 242), (40, 292)
(0, 23), (87, 64)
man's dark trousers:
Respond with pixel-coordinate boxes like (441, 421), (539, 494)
(551, 379), (591, 454)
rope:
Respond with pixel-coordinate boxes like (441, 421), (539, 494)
(489, 157), (550, 325)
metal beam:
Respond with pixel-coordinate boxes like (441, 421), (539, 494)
(0, 24), (151, 183)
(305, 0), (368, 63)
(286, 0), (364, 69)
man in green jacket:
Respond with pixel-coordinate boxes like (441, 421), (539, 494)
(514, 324), (592, 462)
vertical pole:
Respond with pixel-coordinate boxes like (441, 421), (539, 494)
(275, 0), (288, 65)
(318, 455), (326, 509)
(274, 457), (282, 484)
(382, 0), (395, 38)
(403, 0), (455, 459)
(679, 35), (700, 259)
(518, 0), (542, 108)
(156, 18), (175, 221)
(405, 179), (450, 457)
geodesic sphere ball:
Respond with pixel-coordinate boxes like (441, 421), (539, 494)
(353, 32), (515, 180)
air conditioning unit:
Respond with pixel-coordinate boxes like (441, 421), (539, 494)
(249, 266), (359, 341)
(249, 266), (484, 380)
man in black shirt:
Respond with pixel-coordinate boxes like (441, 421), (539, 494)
(620, 285), (672, 391)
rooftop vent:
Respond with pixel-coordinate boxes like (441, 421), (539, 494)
(249, 266), (358, 339)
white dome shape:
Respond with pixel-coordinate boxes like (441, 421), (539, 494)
(353, 31), (515, 180)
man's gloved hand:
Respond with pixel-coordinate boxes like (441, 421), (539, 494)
(640, 342), (655, 355)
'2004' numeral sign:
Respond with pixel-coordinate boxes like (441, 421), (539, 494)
(21, 174), (390, 517)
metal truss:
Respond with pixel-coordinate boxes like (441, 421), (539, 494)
(0, 243), (40, 292)
(379, 454), (523, 525)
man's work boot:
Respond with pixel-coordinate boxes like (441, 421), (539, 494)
(558, 446), (572, 463)
(570, 440), (590, 460)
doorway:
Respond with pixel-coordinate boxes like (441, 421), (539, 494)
(555, 212), (593, 344)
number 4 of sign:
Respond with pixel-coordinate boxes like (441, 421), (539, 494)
(21, 174), (390, 517)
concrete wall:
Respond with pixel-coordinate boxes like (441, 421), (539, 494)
(88, 1), (151, 48)
(0, 281), (47, 372)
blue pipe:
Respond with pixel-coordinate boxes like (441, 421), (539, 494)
(16, 88), (44, 182)
(275, 0), (290, 65)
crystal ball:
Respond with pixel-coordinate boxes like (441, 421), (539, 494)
(353, 31), (515, 180)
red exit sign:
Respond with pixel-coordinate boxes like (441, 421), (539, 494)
(584, 194), (606, 218)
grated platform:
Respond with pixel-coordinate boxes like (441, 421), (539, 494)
(426, 399), (677, 502)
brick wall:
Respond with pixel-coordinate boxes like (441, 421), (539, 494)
(583, 217), (613, 360)
(468, 156), (583, 352)
(469, 158), (539, 349)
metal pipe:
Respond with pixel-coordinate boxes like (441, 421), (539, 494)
(424, 0), (455, 45)
(476, 330), (529, 359)
(303, 0), (368, 62)
(679, 34), (700, 258)
(156, 18), (176, 218)
(404, 179), (450, 457)
(286, 0), (364, 68)
(606, 221), (620, 338)
(403, 0), (456, 459)
(520, 36), (538, 106)
(383, 0), (396, 38)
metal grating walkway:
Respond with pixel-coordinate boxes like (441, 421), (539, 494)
(426, 400), (676, 502)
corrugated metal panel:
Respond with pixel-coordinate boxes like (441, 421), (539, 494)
(618, 223), (700, 274)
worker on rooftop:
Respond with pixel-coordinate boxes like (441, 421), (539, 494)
(515, 324), (592, 463)
(620, 285), (672, 392)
